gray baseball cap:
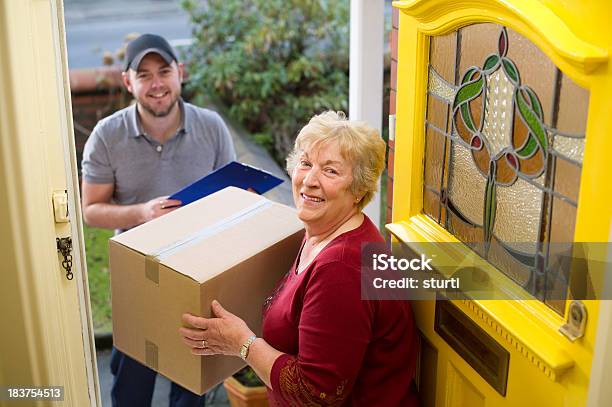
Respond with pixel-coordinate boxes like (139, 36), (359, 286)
(124, 34), (178, 71)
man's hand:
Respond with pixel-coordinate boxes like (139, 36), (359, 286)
(140, 196), (182, 223)
(81, 181), (183, 229)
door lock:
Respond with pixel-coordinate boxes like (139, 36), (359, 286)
(559, 300), (587, 341)
(52, 190), (69, 223)
(56, 237), (74, 280)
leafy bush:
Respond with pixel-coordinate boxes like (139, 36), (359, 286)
(233, 366), (265, 387)
(182, 0), (349, 161)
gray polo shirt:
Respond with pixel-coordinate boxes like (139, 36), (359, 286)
(81, 100), (236, 206)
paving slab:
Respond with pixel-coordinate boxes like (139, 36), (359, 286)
(96, 349), (230, 406)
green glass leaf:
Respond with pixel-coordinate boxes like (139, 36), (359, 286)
(460, 103), (476, 132)
(460, 67), (478, 84)
(453, 74), (483, 109)
(453, 68), (484, 133)
(483, 175), (497, 245)
(483, 54), (499, 71)
(516, 89), (548, 150)
(502, 58), (519, 82)
(516, 134), (537, 157)
(525, 87), (543, 119)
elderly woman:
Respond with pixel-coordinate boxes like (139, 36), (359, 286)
(179, 111), (419, 406)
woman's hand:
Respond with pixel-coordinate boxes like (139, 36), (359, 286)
(179, 300), (255, 357)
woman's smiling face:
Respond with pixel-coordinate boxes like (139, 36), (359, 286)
(292, 140), (358, 232)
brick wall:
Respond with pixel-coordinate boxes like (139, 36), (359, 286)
(387, 7), (399, 225)
(69, 66), (128, 171)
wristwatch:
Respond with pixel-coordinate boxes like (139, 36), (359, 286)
(240, 335), (257, 361)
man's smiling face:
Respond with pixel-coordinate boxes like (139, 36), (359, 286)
(124, 53), (184, 118)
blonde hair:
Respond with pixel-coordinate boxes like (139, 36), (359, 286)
(286, 111), (386, 210)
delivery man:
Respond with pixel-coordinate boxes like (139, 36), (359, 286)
(81, 33), (236, 406)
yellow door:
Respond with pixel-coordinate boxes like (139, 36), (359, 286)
(0, 0), (99, 404)
(387, 1), (610, 406)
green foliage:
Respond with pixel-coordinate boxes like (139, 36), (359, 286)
(234, 366), (265, 387)
(182, 0), (350, 161)
(84, 225), (114, 332)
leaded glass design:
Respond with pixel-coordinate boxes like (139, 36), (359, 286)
(423, 24), (589, 314)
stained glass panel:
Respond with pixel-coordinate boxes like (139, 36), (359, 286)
(505, 28), (556, 121)
(546, 197), (578, 314)
(457, 23), (499, 81)
(426, 90), (450, 132)
(424, 188), (441, 223)
(428, 67), (456, 105)
(553, 136), (585, 164)
(423, 23), (590, 315)
(557, 73), (590, 135)
(554, 157), (581, 203)
(424, 126), (445, 190)
(549, 197), (578, 244)
(492, 176), (544, 249)
(482, 69), (515, 158)
(447, 142), (486, 227)
(448, 209), (484, 245)
(487, 238), (533, 287)
(430, 31), (456, 84)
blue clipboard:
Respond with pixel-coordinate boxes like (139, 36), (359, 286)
(168, 161), (284, 206)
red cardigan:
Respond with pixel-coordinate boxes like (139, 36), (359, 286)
(262, 216), (420, 406)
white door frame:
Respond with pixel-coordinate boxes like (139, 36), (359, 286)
(586, 223), (612, 406)
(349, 0), (385, 227)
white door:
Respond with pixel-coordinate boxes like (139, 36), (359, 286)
(0, 0), (99, 405)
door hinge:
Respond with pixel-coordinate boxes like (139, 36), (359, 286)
(56, 237), (74, 280)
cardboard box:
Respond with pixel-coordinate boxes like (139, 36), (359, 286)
(109, 187), (304, 394)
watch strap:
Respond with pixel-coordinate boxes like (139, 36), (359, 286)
(240, 335), (257, 360)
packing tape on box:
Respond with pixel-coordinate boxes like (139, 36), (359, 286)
(144, 199), (273, 283)
(145, 257), (160, 284)
(145, 339), (158, 370)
